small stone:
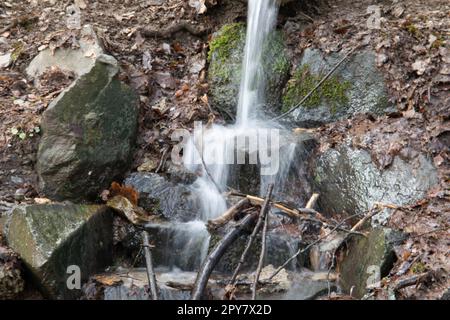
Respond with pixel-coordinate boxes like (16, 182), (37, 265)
(14, 188), (27, 201)
(10, 176), (24, 185)
(0, 52), (12, 69)
(412, 58), (430, 75)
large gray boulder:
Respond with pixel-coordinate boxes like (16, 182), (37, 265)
(283, 48), (394, 126)
(36, 55), (138, 201)
(208, 23), (290, 119)
(5, 204), (114, 299)
(26, 25), (103, 81)
(311, 145), (438, 222)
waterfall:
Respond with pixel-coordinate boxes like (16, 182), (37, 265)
(174, 0), (288, 271)
(185, 0), (280, 218)
(237, 0), (279, 126)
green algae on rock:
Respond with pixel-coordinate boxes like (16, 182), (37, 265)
(208, 23), (290, 119)
(281, 48), (394, 126)
(5, 204), (114, 299)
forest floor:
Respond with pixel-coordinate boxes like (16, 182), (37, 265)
(0, 0), (448, 299)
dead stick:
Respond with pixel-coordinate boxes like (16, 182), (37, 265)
(272, 45), (360, 121)
(350, 208), (378, 232)
(394, 272), (430, 291)
(142, 230), (158, 300)
(306, 193), (319, 210)
(252, 203), (270, 300)
(230, 192), (327, 222)
(207, 198), (250, 229)
(191, 212), (258, 300)
(229, 185), (274, 289)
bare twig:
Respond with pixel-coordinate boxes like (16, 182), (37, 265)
(155, 147), (169, 173)
(306, 193), (319, 210)
(191, 212), (258, 300)
(272, 45), (360, 121)
(252, 207), (270, 300)
(142, 231), (158, 300)
(228, 184), (274, 290)
(207, 198), (250, 229)
(394, 272), (430, 291)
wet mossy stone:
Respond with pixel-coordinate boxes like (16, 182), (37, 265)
(338, 228), (406, 298)
(282, 48), (395, 127)
(208, 23), (290, 120)
(5, 204), (114, 299)
(311, 145), (438, 220)
(37, 55), (138, 201)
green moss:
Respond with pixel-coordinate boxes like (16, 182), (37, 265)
(208, 23), (245, 62)
(411, 261), (427, 274)
(282, 64), (351, 113)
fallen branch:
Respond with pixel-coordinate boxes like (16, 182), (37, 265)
(271, 45), (360, 121)
(251, 206), (269, 299)
(306, 193), (319, 210)
(142, 231), (158, 300)
(207, 198), (250, 229)
(394, 272), (430, 291)
(229, 192), (326, 221)
(228, 185), (274, 291)
(155, 147), (169, 173)
(191, 212), (258, 300)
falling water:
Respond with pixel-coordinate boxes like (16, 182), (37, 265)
(174, 0), (289, 271)
(237, 0), (279, 126)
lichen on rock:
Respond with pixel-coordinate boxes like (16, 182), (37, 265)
(282, 48), (395, 126)
(208, 23), (290, 119)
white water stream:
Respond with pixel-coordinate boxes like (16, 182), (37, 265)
(166, 0), (298, 271)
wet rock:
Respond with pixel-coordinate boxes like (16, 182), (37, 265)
(220, 265), (337, 300)
(82, 267), (335, 300)
(208, 23), (290, 119)
(209, 225), (307, 274)
(36, 55), (138, 201)
(229, 130), (316, 206)
(82, 269), (221, 300)
(283, 48), (395, 127)
(0, 52), (12, 69)
(5, 204), (114, 299)
(337, 228), (406, 299)
(311, 145), (438, 221)
(26, 25), (103, 80)
(0, 245), (25, 299)
(115, 219), (210, 272)
(124, 172), (199, 221)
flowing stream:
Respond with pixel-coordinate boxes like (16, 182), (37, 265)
(154, 0), (302, 284)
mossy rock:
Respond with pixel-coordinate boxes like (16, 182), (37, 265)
(208, 23), (290, 120)
(37, 56), (138, 201)
(338, 228), (405, 298)
(5, 204), (114, 299)
(281, 48), (395, 127)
